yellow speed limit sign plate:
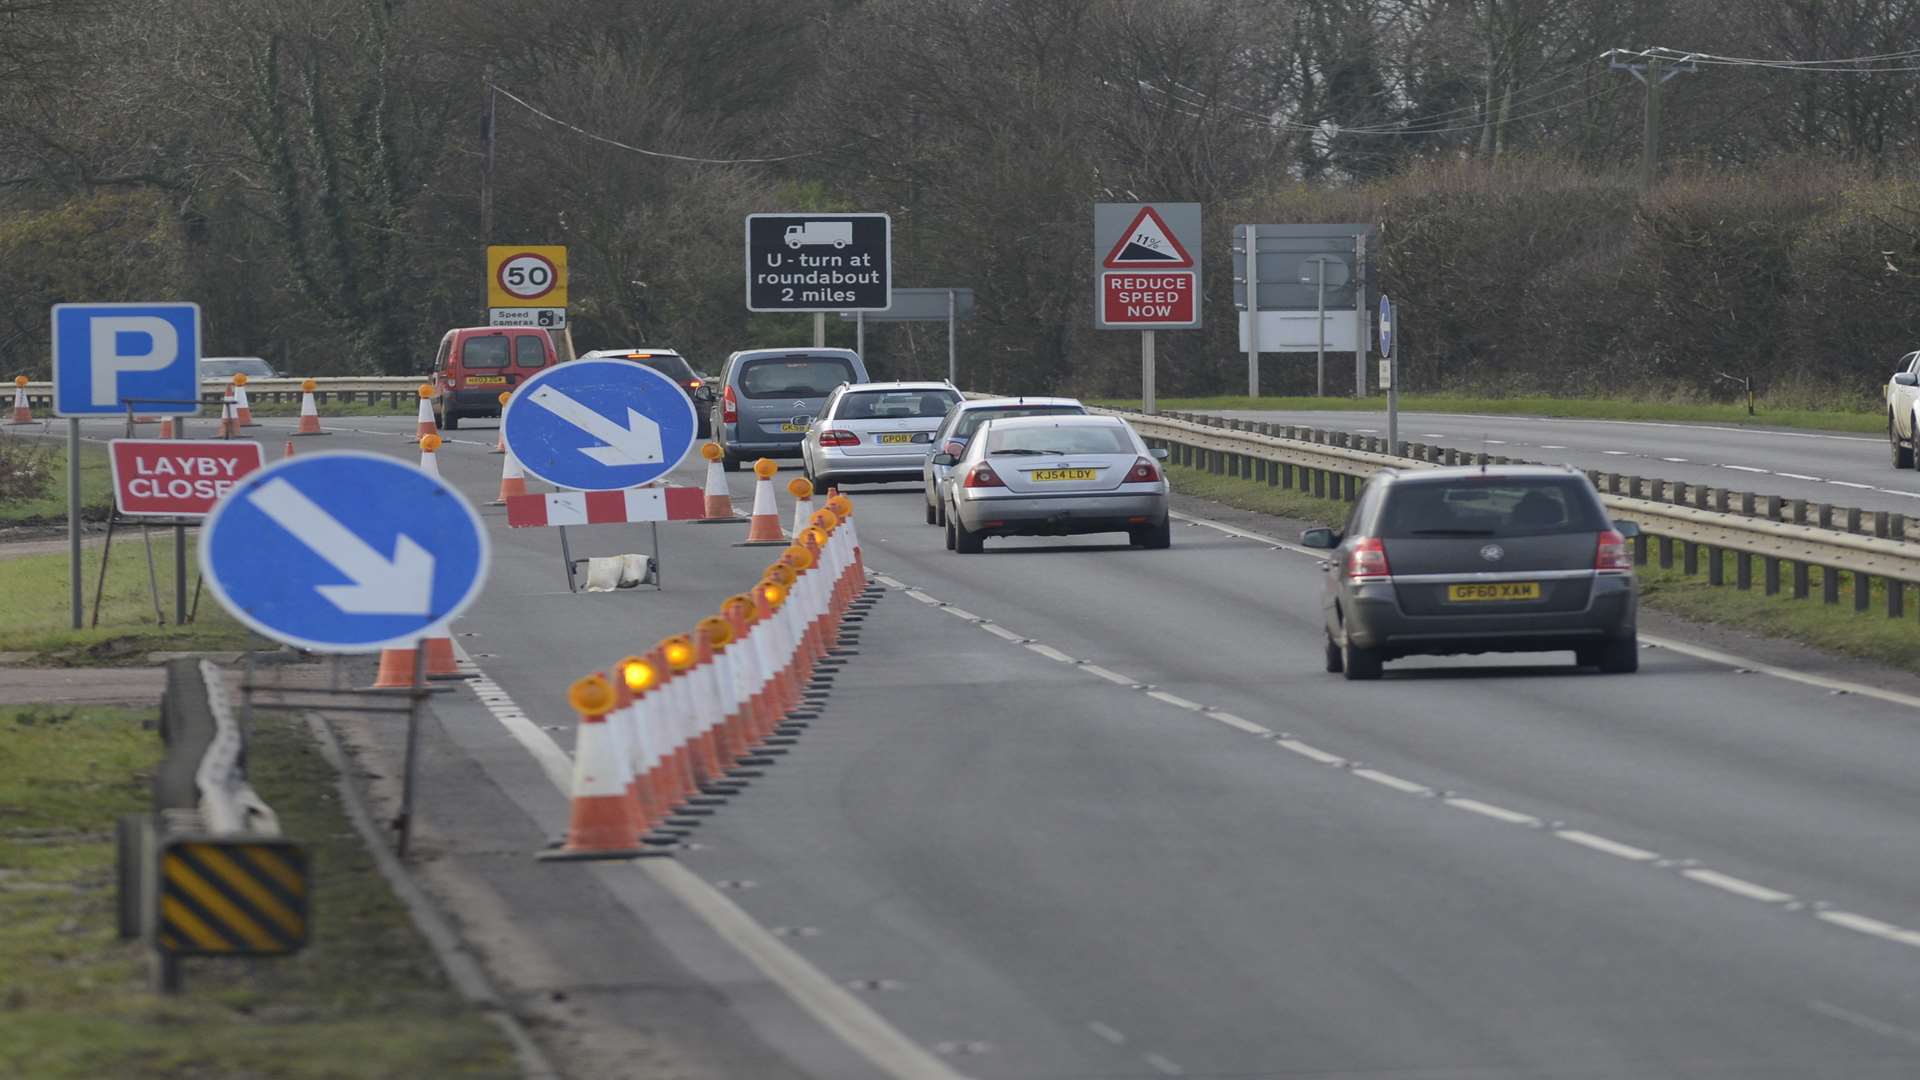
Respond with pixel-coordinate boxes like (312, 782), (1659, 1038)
(487, 245), (568, 309)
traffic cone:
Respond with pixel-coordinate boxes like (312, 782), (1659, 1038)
(292, 379), (329, 435)
(367, 645), (421, 689)
(491, 391), (510, 454)
(539, 674), (654, 861)
(410, 384), (437, 442)
(788, 477), (815, 538)
(421, 630), (462, 679)
(828, 492), (863, 580)
(418, 433), (442, 476)
(283, 439), (296, 459)
(693, 443), (739, 522)
(489, 450), (527, 505)
(7, 377), (28, 425)
(231, 375), (258, 427)
(157, 416), (175, 439)
(216, 396), (237, 437)
(738, 459), (787, 545)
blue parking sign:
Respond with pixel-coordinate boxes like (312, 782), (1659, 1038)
(52, 302), (202, 417)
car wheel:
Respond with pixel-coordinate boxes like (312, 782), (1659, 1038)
(1341, 636), (1383, 681)
(936, 498), (947, 527)
(1324, 635), (1344, 674)
(1596, 635), (1639, 674)
(1130, 519), (1172, 550)
(944, 514), (957, 551)
(1893, 416), (1913, 469)
(722, 451), (742, 473)
(924, 500), (936, 525)
(954, 519), (984, 554)
(442, 408), (461, 431)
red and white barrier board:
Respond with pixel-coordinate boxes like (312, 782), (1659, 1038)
(108, 439), (264, 517)
(506, 486), (706, 528)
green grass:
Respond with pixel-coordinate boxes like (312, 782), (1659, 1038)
(1166, 462), (1920, 673)
(0, 534), (256, 664)
(0, 704), (519, 1079)
(0, 440), (114, 525)
(239, 398), (414, 418)
(1096, 393), (1884, 434)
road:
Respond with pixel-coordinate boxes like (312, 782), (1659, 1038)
(20, 410), (1920, 1078)
(1212, 407), (1920, 518)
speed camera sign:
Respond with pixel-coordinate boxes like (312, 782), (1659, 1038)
(486, 246), (568, 309)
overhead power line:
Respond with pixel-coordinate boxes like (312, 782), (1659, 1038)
(486, 82), (819, 165)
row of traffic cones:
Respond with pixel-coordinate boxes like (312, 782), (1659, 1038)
(542, 492), (867, 860)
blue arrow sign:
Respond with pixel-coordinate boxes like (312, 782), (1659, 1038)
(501, 358), (697, 491)
(1378, 294), (1394, 358)
(199, 452), (490, 653)
(52, 302), (202, 417)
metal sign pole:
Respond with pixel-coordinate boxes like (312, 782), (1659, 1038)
(68, 418), (82, 629)
(813, 312), (825, 348)
(1315, 271), (1328, 398)
(1246, 224), (1259, 398)
(855, 311), (865, 357)
(1353, 232), (1368, 397)
(395, 642), (427, 857)
(947, 290), (957, 383)
(1142, 331), (1157, 415)
(1388, 309), (1402, 451)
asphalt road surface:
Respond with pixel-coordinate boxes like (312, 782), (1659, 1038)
(22, 411), (1920, 1078)
(1215, 407), (1920, 519)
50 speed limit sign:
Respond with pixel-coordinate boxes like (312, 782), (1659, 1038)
(486, 245), (568, 309)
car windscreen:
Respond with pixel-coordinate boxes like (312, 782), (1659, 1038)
(837, 389), (960, 420)
(739, 357), (855, 398)
(985, 424), (1134, 455)
(1376, 478), (1607, 538)
(955, 405), (1084, 440)
(203, 359), (274, 378)
(636, 356), (696, 382)
(461, 337), (511, 368)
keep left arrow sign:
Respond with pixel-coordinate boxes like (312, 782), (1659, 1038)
(527, 384), (664, 467)
(246, 477), (436, 616)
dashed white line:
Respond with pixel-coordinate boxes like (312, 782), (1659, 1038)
(1444, 798), (1541, 827)
(1540, 444), (1568, 450)
(1145, 689), (1203, 710)
(1682, 868), (1796, 904)
(1276, 738), (1346, 766)
(873, 574), (907, 589)
(1081, 664), (1136, 686)
(1828, 480), (1874, 490)
(980, 623), (1025, 642)
(451, 640), (573, 793)
(1600, 450), (1630, 456)
(1087, 1021), (1127, 1046)
(905, 590), (940, 605)
(1418, 433), (1447, 438)
(1808, 1000), (1920, 1048)
(1816, 910), (1920, 947)
(1776, 472), (1823, 482)
(1722, 464), (1769, 474)
(1352, 769), (1432, 795)
(941, 606), (980, 621)
(1025, 642), (1076, 663)
(1205, 711), (1272, 736)
(1660, 456), (1688, 463)
(1878, 488), (1920, 499)
(1144, 1052), (1185, 1076)
(1555, 830), (1658, 862)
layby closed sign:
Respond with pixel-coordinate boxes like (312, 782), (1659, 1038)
(109, 439), (264, 517)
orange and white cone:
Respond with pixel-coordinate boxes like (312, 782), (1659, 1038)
(491, 391), (510, 454)
(367, 644), (421, 689)
(788, 477), (815, 538)
(230, 375), (258, 427)
(292, 379), (328, 435)
(539, 674), (652, 861)
(418, 432), (442, 477)
(283, 439), (296, 459)
(489, 450), (527, 505)
(738, 459), (787, 545)
(216, 396), (237, 437)
(693, 442), (738, 522)
(157, 415), (175, 439)
(410, 384), (437, 442)
(421, 628), (462, 680)
(8, 377), (28, 425)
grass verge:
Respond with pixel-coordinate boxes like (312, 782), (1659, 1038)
(1166, 463), (1920, 676)
(0, 439), (115, 526)
(1096, 393), (1883, 434)
(0, 534), (256, 664)
(0, 703), (519, 1079)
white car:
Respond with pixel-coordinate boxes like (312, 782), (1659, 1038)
(799, 381), (962, 488)
(1888, 350), (1920, 468)
(939, 414), (1171, 553)
(922, 396), (1087, 525)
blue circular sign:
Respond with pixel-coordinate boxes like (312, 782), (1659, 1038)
(501, 359), (698, 491)
(1378, 294), (1394, 358)
(199, 451), (490, 653)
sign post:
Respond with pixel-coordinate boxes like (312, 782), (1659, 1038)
(1094, 203), (1203, 416)
(838, 288), (975, 380)
(1245, 224), (1259, 397)
(1380, 294), (1399, 452)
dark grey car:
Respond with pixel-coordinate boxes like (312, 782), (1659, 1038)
(709, 348), (869, 471)
(1301, 466), (1641, 680)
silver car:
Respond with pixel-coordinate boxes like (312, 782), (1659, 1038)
(938, 414), (1171, 553)
(800, 381), (962, 488)
(922, 396), (1086, 525)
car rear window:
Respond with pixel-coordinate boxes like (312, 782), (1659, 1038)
(955, 405), (1084, 439)
(636, 355), (696, 382)
(986, 424), (1134, 455)
(837, 389), (959, 420)
(739, 358), (855, 398)
(1377, 478), (1606, 538)
(461, 336), (510, 369)
(515, 335), (548, 368)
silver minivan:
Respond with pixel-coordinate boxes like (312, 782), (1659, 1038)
(709, 348), (869, 470)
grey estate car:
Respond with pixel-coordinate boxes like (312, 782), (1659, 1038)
(709, 348), (869, 471)
(1301, 465), (1641, 680)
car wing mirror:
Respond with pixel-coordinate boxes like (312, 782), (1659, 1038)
(1300, 527), (1340, 549)
(1895, 372), (1918, 386)
(1612, 520), (1641, 539)
(1150, 447), (1170, 461)
(931, 453), (956, 466)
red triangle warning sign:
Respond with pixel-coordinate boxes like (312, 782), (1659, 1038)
(1102, 206), (1194, 269)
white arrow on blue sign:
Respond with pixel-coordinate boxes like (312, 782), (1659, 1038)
(1378, 294), (1394, 358)
(501, 358), (698, 491)
(52, 302), (203, 417)
(199, 451), (490, 653)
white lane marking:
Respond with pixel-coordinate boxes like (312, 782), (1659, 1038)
(1240, 409), (1878, 445)
(1170, 511), (1319, 555)
(1352, 768), (1432, 795)
(874, 574), (907, 588)
(1829, 480), (1874, 489)
(1878, 488), (1920, 499)
(980, 623), (1025, 643)
(1087, 1021), (1127, 1046)
(1556, 830), (1658, 862)
(459, 647), (969, 1080)
(1600, 450), (1630, 456)
(1354, 428), (1378, 434)
(1145, 690), (1203, 710)
(1276, 738), (1346, 766)
(1484, 440), (1507, 445)
(1660, 457), (1688, 463)
(1444, 798), (1541, 827)
(1144, 1052), (1185, 1076)
(1808, 1000), (1920, 1048)
(1641, 633), (1920, 713)
(1722, 464), (1769, 474)
(905, 590), (940, 605)
(1025, 642), (1076, 663)
(1418, 433), (1447, 439)
(1540, 444), (1567, 449)
(451, 641), (573, 792)
(1682, 868), (1796, 904)
(1206, 711), (1272, 736)
(1081, 664), (1136, 686)
(1776, 472), (1823, 482)
(941, 606), (980, 621)
(1815, 910), (1920, 947)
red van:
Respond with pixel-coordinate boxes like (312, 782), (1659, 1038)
(430, 327), (557, 429)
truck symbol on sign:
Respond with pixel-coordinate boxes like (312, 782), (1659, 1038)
(785, 222), (852, 250)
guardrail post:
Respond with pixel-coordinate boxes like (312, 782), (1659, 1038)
(1894, 514), (1907, 542)
(1823, 565), (1840, 604)
(1817, 504), (1834, 529)
(1658, 536), (1674, 568)
(1707, 546), (1723, 586)
(1343, 474), (1359, 501)
(1712, 488), (1730, 513)
(1670, 480), (1687, 504)
(1280, 462), (1294, 489)
(1762, 494), (1782, 521)
(1633, 532), (1649, 565)
(1736, 550), (1752, 590)
(1855, 571), (1873, 612)
(1872, 510), (1891, 539)
(1790, 499), (1808, 525)
(1763, 556), (1780, 595)
(1889, 580), (1906, 619)
(1846, 507), (1865, 534)
(1312, 467), (1327, 498)
(1267, 458), (1279, 487)
(1739, 491), (1756, 516)
(1627, 476), (1645, 500)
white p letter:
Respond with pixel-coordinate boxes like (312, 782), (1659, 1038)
(89, 316), (178, 407)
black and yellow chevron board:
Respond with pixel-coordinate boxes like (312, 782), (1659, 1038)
(157, 838), (308, 956)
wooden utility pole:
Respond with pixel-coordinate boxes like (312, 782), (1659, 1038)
(1605, 49), (1696, 189)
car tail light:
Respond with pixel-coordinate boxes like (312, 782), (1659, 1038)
(722, 385), (737, 424)
(1126, 456), (1160, 483)
(942, 440), (966, 458)
(1595, 529), (1631, 572)
(963, 462), (1005, 488)
(820, 429), (859, 447)
(1345, 537), (1390, 580)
